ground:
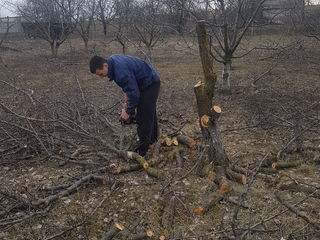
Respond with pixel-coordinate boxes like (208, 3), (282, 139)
(0, 32), (319, 239)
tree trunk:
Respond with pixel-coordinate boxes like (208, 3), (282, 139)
(195, 20), (229, 169)
(103, 20), (107, 36)
(50, 40), (59, 57)
(84, 37), (89, 51)
(221, 61), (231, 94)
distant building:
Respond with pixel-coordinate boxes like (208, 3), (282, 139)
(262, 0), (305, 23)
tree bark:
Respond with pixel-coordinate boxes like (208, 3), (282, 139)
(50, 40), (59, 57)
(221, 61), (231, 94)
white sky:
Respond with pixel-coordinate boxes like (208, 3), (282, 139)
(1, 0), (320, 17)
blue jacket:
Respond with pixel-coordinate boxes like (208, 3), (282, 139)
(107, 54), (159, 115)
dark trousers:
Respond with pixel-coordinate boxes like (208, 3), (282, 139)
(135, 80), (160, 156)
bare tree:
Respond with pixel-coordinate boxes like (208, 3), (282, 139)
(76, 0), (97, 50)
(112, 0), (135, 54)
(304, 3), (320, 41)
(131, 0), (165, 62)
(96, 0), (116, 36)
(162, 0), (191, 34)
(17, 0), (78, 56)
(208, 0), (266, 94)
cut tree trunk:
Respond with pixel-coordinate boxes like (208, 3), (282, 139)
(195, 20), (229, 169)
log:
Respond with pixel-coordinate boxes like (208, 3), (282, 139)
(167, 146), (184, 161)
(161, 196), (176, 237)
(101, 223), (124, 240)
(230, 165), (252, 176)
(115, 164), (141, 174)
(193, 190), (225, 214)
(114, 157), (164, 175)
(127, 152), (167, 180)
(259, 168), (278, 174)
(226, 169), (247, 185)
(279, 182), (320, 199)
(176, 135), (197, 148)
(271, 160), (303, 170)
(161, 136), (173, 147)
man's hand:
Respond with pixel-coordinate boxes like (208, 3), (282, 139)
(120, 109), (130, 120)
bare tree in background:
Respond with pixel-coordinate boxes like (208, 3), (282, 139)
(17, 0), (78, 56)
(131, 0), (165, 62)
(304, 3), (320, 41)
(112, 0), (134, 54)
(97, 0), (116, 36)
(76, 0), (97, 50)
(162, 0), (191, 34)
(190, 0), (266, 94)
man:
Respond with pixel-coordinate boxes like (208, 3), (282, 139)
(89, 55), (160, 157)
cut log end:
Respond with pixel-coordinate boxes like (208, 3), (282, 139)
(143, 162), (149, 169)
(212, 105), (221, 113)
(115, 223), (124, 230)
(219, 183), (231, 193)
(193, 206), (204, 214)
(200, 115), (210, 128)
(146, 230), (154, 237)
(194, 81), (204, 88)
(171, 137), (178, 146)
(159, 236), (166, 240)
(241, 175), (247, 185)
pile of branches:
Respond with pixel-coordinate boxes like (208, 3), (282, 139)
(0, 77), (124, 166)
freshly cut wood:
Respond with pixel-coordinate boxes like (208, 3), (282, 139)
(101, 223), (124, 240)
(279, 182), (320, 199)
(193, 190), (225, 214)
(215, 168), (231, 193)
(161, 136), (172, 146)
(271, 160), (303, 170)
(211, 106), (221, 120)
(114, 164), (141, 174)
(195, 81), (203, 87)
(171, 137), (178, 146)
(200, 115), (210, 128)
(114, 157), (164, 175)
(146, 230), (154, 237)
(226, 169), (247, 185)
(176, 135), (196, 148)
(126, 151), (167, 179)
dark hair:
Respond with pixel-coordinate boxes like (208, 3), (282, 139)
(89, 55), (106, 73)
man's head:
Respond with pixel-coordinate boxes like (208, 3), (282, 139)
(89, 55), (108, 78)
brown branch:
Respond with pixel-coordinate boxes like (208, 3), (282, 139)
(34, 174), (111, 206)
(101, 223), (125, 240)
(275, 191), (320, 231)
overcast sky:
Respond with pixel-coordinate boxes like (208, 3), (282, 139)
(1, 0), (320, 17)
